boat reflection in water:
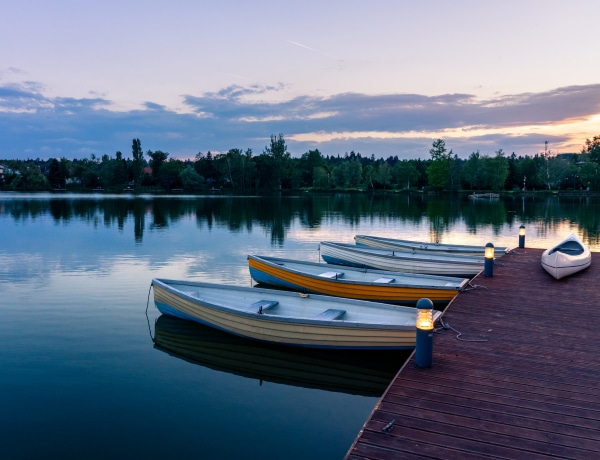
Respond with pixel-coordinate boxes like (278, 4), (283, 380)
(152, 314), (408, 397)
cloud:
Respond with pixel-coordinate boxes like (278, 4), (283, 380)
(0, 81), (598, 161)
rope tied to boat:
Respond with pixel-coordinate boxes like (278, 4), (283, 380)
(462, 281), (487, 291)
(145, 283), (155, 342)
(435, 317), (488, 342)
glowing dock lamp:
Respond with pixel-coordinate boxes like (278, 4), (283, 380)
(415, 298), (434, 368)
(519, 225), (526, 248)
(484, 242), (494, 277)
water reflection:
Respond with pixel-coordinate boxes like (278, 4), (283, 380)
(2, 192), (600, 248)
(153, 315), (405, 397)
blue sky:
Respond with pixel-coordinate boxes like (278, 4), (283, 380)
(1, 0), (600, 161)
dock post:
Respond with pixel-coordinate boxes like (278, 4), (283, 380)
(484, 242), (494, 277)
(415, 298), (434, 368)
(519, 225), (526, 248)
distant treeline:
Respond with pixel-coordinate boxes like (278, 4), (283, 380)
(2, 134), (600, 193)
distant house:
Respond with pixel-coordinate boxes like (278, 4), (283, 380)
(0, 164), (16, 177)
(143, 166), (153, 175)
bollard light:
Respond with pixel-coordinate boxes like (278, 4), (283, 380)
(415, 298), (434, 368)
(518, 225), (526, 248)
(484, 242), (494, 277)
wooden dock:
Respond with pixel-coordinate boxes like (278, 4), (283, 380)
(346, 248), (600, 459)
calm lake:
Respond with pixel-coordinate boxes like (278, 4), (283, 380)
(1, 191), (598, 459)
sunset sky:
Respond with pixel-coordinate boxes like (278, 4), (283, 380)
(1, 0), (599, 161)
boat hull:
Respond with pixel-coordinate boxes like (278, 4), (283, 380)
(320, 242), (484, 277)
(248, 255), (467, 305)
(151, 279), (440, 350)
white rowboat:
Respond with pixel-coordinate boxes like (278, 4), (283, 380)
(354, 234), (508, 256)
(151, 278), (441, 350)
(320, 241), (484, 277)
(541, 233), (591, 280)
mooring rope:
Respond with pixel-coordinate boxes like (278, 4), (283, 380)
(435, 317), (489, 342)
(145, 283), (154, 343)
(462, 280), (487, 291)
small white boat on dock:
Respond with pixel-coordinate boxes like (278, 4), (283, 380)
(541, 233), (591, 280)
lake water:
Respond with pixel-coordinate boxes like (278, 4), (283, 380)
(1, 191), (598, 459)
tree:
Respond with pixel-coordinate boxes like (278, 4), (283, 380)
(462, 151), (484, 190)
(218, 148), (253, 188)
(131, 138), (144, 186)
(240, 149), (256, 189)
(263, 133), (291, 190)
(393, 160), (420, 189)
(147, 150), (169, 183)
(12, 165), (50, 191)
(47, 158), (66, 189)
(113, 151), (127, 186)
(180, 166), (204, 191)
(363, 164), (377, 189)
(72, 157), (99, 188)
(299, 149), (326, 187)
(426, 139), (452, 189)
(486, 150), (509, 191)
(195, 151), (218, 184)
(346, 160), (363, 187)
(577, 161), (598, 191)
(312, 166), (329, 188)
(582, 135), (600, 163)
(158, 158), (183, 189)
(330, 164), (345, 187)
(377, 162), (392, 189)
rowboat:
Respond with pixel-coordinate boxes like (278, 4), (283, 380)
(541, 233), (591, 280)
(248, 254), (469, 306)
(153, 314), (404, 396)
(151, 278), (442, 350)
(468, 192), (500, 200)
(320, 241), (484, 277)
(354, 234), (508, 256)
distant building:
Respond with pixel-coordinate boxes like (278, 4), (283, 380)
(0, 164), (17, 176)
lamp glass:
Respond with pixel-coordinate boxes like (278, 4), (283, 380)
(519, 226), (526, 237)
(484, 244), (495, 259)
(416, 308), (434, 330)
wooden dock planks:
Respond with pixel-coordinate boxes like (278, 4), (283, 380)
(346, 248), (600, 459)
